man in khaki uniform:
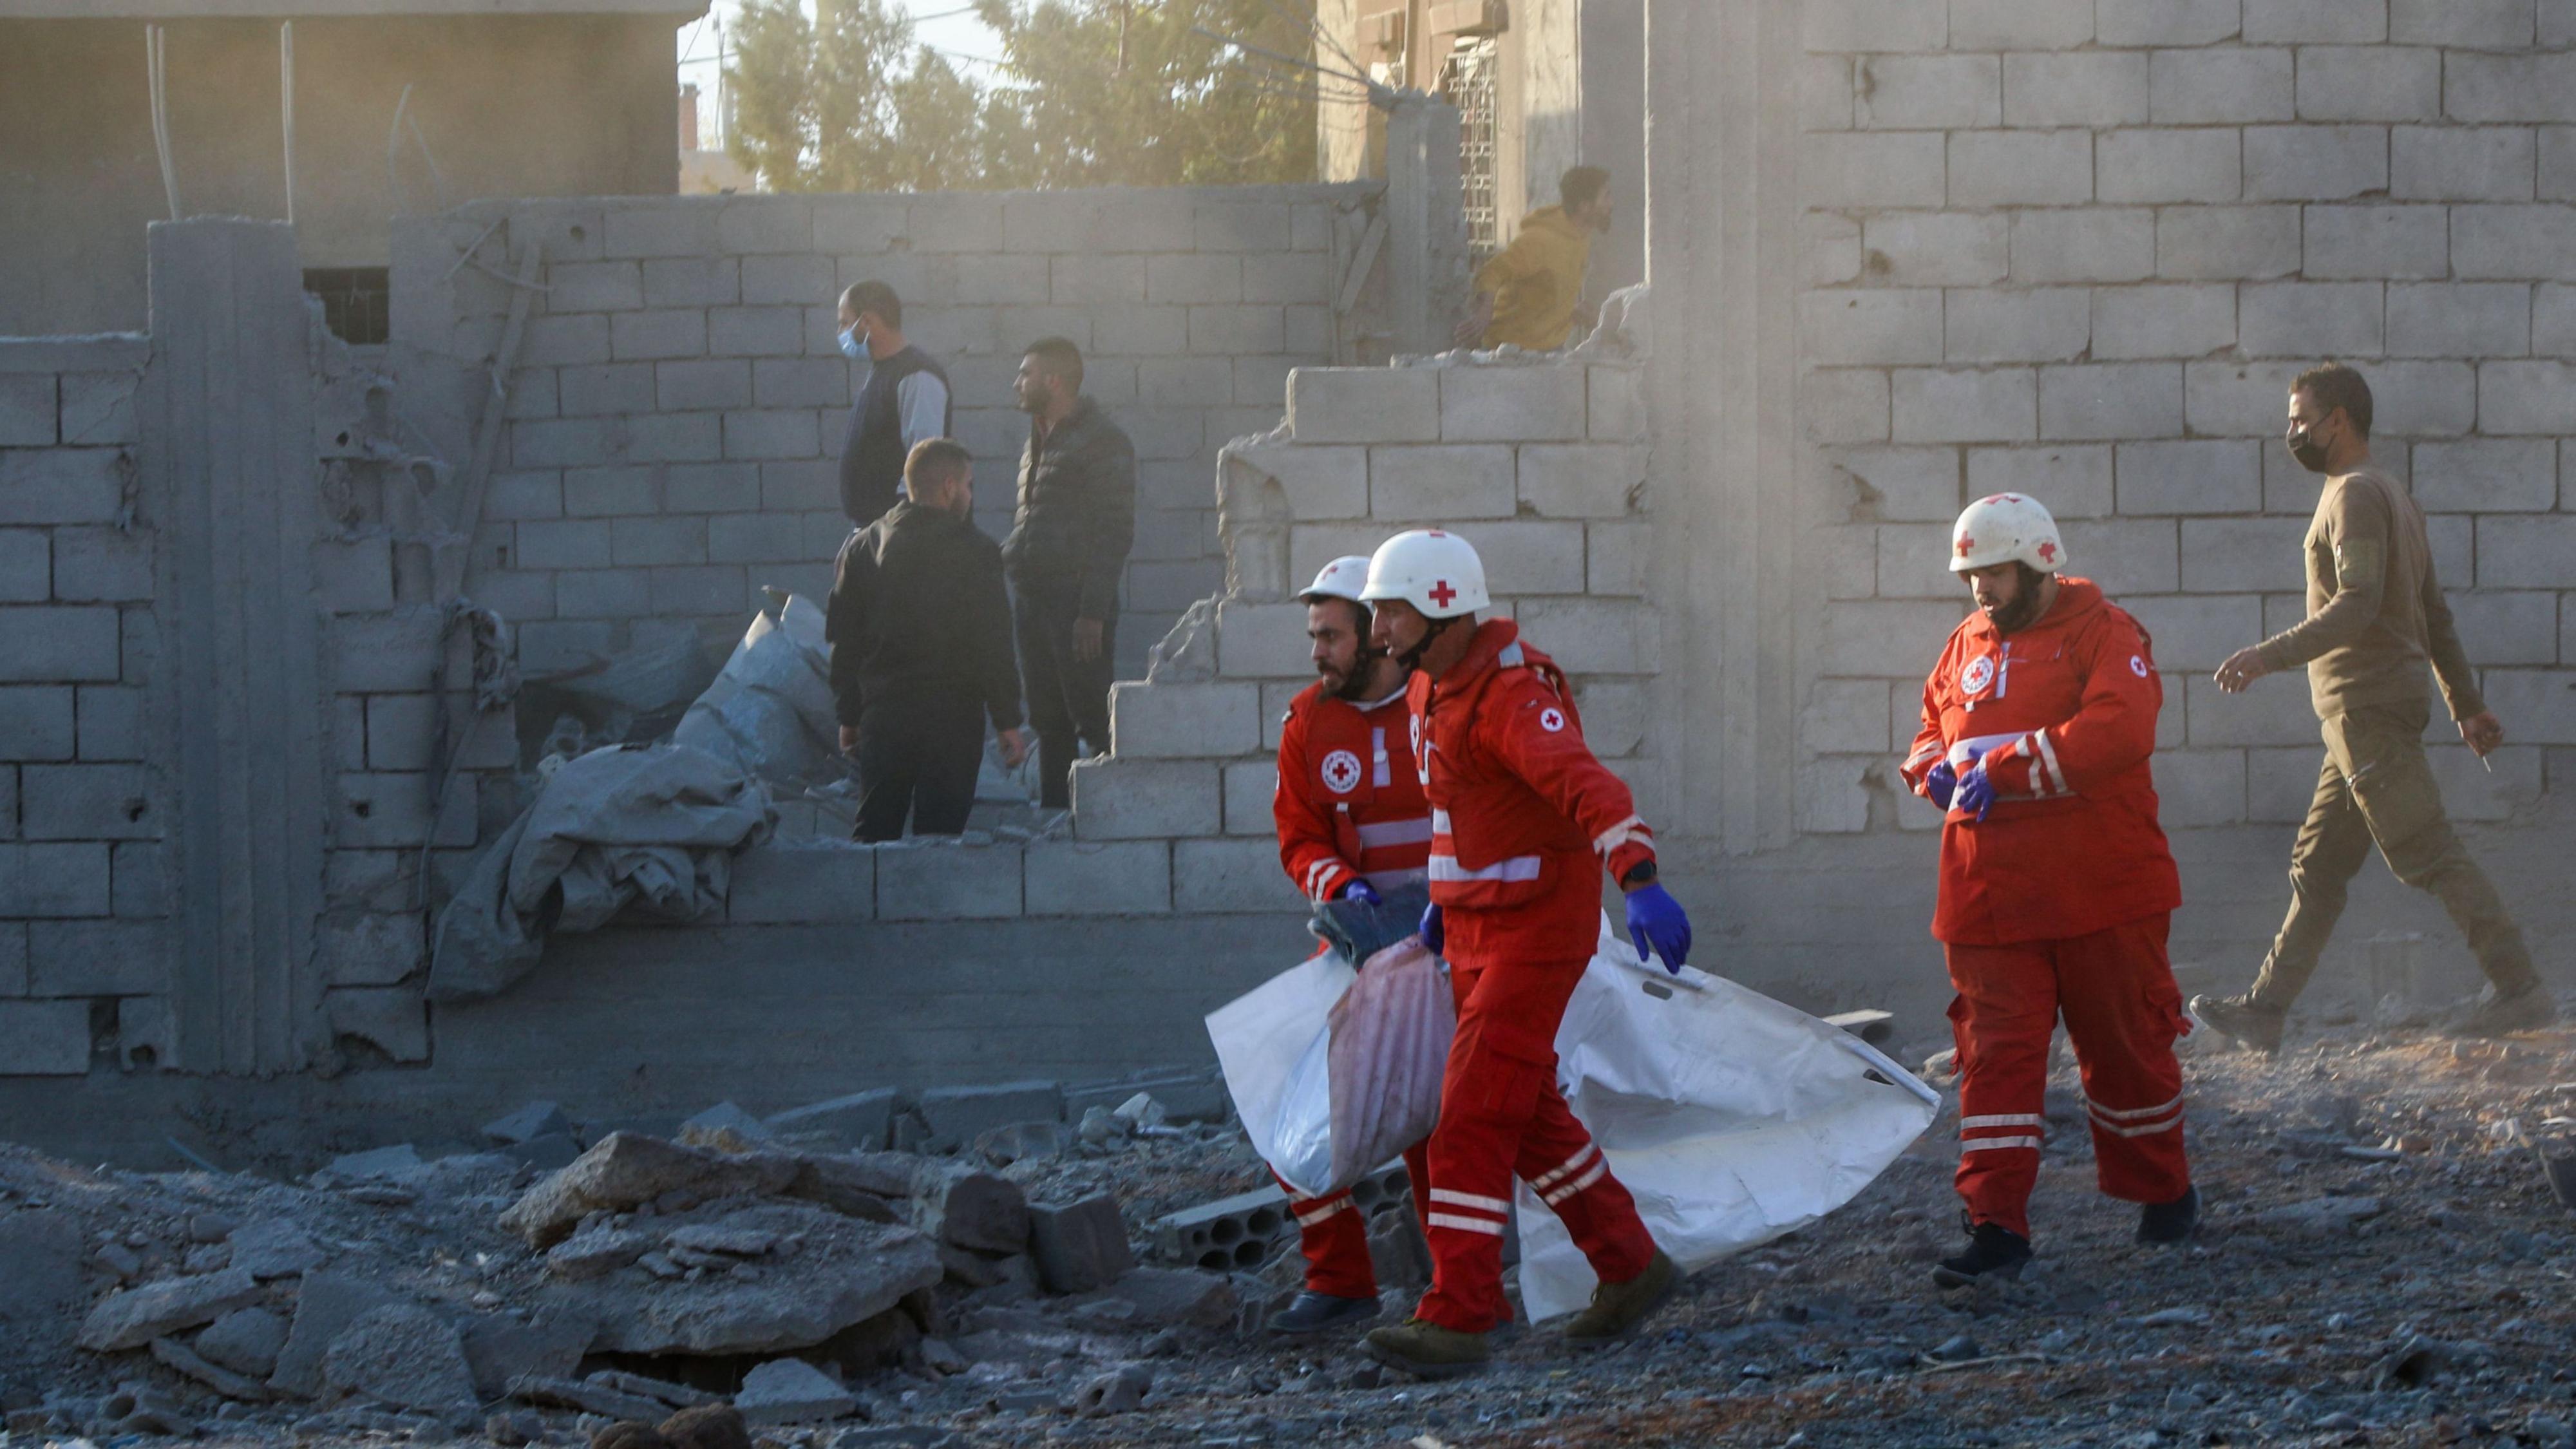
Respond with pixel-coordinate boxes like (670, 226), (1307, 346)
(2197, 363), (2555, 1050)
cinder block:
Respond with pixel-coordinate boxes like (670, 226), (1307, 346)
(28, 918), (166, 994)
(1586, 522), (1649, 598)
(1804, 368), (1891, 444)
(714, 198), (811, 256)
(2447, 591), (2560, 665)
(876, 840), (1022, 920)
(0, 686), (75, 761)
(2096, 129), (2243, 205)
(1803, 0), (1944, 48)
(1184, 306), (1281, 355)
(656, 358), (753, 413)
(1818, 600), (1973, 677)
(2244, 126), (2389, 200)
(2101, 0), (2242, 44)
(1171, 837), (1300, 913)
(1439, 367), (1586, 443)
(2451, 205), (2576, 281)
(1947, 130), (2092, 208)
(2295, 46), (2439, 122)
(1221, 442), (1365, 520)
(1876, 523), (1960, 600)
(1801, 678), (1892, 757)
(2122, 593), (2264, 671)
(2116, 439), (2263, 515)
(737, 254), (837, 307)
(1512, 598), (1660, 675)
(1891, 368), (2036, 444)
(336, 772), (476, 849)
(2304, 205), (2448, 280)
(2184, 359), (2305, 437)
(555, 363), (654, 419)
(953, 254), (1051, 307)
(1517, 443), (1645, 518)
(59, 374), (138, 446)
(609, 309), (710, 362)
(1370, 444), (1516, 519)
(647, 564), (748, 616)
(1823, 446), (1963, 522)
(1195, 201), (1293, 253)
(0, 841), (110, 916)
(0, 448), (124, 526)
(2443, 51), (2576, 124)
(1108, 681), (1261, 758)
(1213, 600), (1311, 680)
(706, 306), (808, 357)
(0, 529), (43, 600)
(1967, 445), (2111, 520)
(545, 260), (643, 313)
(2387, 284), (2530, 359)
(1813, 214), (1866, 289)
(2043, 363), (2183, 442)
(1802, 133), (1946, 209)
(522, 314), (612, 367)
(2155, 748), (2248, 827)
(1468, 520), (1589, 596)
(310, 538), (393, 612)
(606, 516), (704, 569)
(2005, 53), (2148, 128)
(601, 203), (719, 259)
(1222, 760), (1279, 836)
(1942, 289), (2090, 365)
(2239, 281), (2383, 358)
(2152, 206), (2300, 283)
(1801, 290), (1942, 365)
(554, 570), (652, 620)
(0, 375), (55, 446)
(2531, 282), (2576, 355)
(1241, 252), (1328, 305)
(722, 410), (822, 462)
(2246, 0), (2387, 40)
(1862, 213), (2008, 287)
(2092, 285), (2237, 363)
(1949, 0), (2093, 47)
(1855, 55), (1998, 130)
(0, 999), (90, 1074)
(0, 605), (120, 682)
(2392, 0), (2532, 44)
(2477, 361), (2576, 434)
(1070, 759), (1222, 839)
(2152, 49), (2295, 126)
(811, 194), (907, 252)
(1023, 839), (1171, 916)
(2479, 670), (2576, 743)
(561, 467), (657, 518)
(2179, 517), (2309, 593)
(2412, 439), (2555, 513)
(2545, 130), (2576, 201)
(2058, 517), (2181, 596)
(1288, 368), (1439, 444)
(1145, 254), (1241, 306)
(2474, 513), (2576, 587)
(2010, 210), (2155, 284)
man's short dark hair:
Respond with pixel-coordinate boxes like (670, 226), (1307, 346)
(1560, 165), (1611, 211)
(840, 280), (902, 328)
(2293, 361), (2373, 438)
(904, 437), (972, 497)
(1023, 336), (1084, 391)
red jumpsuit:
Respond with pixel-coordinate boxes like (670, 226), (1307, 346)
(1407, 620), (1660, 1332)
(1273, 680), (1435, 1299)
(1898, 578), (2192, 1237)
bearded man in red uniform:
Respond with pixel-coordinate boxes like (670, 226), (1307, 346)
(1355, 529), (1691, 1377)
(1897, 493), (2199, 1285)
(1265, 556), (1437, 1334)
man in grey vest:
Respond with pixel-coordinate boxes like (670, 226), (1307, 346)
(835, 280), (951, 528)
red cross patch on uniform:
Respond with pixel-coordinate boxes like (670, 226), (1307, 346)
(1962, 654), (1996, 694)
(1320, 749), (1363, 794)
(1537, 706), (1566, 734)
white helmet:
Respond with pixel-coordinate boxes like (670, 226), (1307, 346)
(1949, 493), (2069, 575)
(1298, 555), (1374, 607)
(1361, 529), (1488, 618)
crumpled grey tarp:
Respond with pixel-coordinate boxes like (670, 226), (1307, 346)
(672, 594), (844, 788)
(426, 743), (774, 1002)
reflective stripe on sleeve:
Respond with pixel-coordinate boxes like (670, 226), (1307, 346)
(1426, 1212), (1508, 1236)
(1428, 1188), (1511, 1215)
(1959, 1135), (2043, 1153)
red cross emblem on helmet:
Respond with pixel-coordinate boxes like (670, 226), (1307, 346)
(1427, 580), (1457, 609)
(1955, 535), (1974, 556)
(2037, 540), (2057, 564)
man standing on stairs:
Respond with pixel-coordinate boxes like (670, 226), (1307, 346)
(1264, 556), (1436, 1334)
(1357, 528), (1691, 1378)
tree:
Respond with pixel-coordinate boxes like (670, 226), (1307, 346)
(727, 0), (988, 192)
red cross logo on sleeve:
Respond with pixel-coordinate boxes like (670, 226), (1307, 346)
(1427, 580), (1457, 608)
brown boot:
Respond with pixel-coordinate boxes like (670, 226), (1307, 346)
(1561, 1248), (1678, 1344)
(2446, 983), (2559, 1038)
(1362, 1318), (1490, 1379)
(2190, 993), (2285, 1054)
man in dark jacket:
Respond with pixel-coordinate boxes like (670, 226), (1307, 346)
(828, 439), (1026, 842)
(835, 280), (951, 527)
(1001, 337), (1136, 810)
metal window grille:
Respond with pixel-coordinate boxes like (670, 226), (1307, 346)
(1440, 37), (1501, 265)
(305, 267), (391, 346)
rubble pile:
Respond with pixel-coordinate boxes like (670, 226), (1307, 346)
(4, 1024), (2575, 1447)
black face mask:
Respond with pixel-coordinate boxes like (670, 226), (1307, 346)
(2286, 421), (2333, 474)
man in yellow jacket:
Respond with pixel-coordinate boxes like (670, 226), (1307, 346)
(1457, 166), (1615, 352)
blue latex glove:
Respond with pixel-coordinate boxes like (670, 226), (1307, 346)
(1625, 883), (1692, 974)
(1924, 760), (1958, 811)
(1341, 878), (1381, 905)
(1419, 902), (1444, 956)
(1955, 762), (1996, 822)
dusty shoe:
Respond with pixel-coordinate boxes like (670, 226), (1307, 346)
(1362, 1318), (1490, 1379)
(2445, 983), (2559, 1038)
(1931, 1222), (2032, 1288)
(2190, 993), (2286, 1054)
(1561, 1249), (1679, 1344)
(2137, 1184), (2200, 1245)
(1267, 1290), (1379, 1334)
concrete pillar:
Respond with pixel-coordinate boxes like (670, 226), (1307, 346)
(140, 219), (330, 1073)
(1384, 95), (1472, 358)
(1642, 0), (1804, 853)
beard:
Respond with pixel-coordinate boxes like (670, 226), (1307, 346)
(1321, 650), (1382, 700)
(1980, 566), (2049, 635)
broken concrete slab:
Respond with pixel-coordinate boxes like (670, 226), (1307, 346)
(589, 1368), (719, 1409)
(779, 1157), (902, 1222)
(498, 1132), (800, 1247)
(668, 1222), (778, 1256)
(974, 1121), (1071, 1167)
(149, 1334), (270, 1401)
(536, 1202), (942, 1356)
(268, 1271), (403, 1397)
(1070, 1363), (1151, 1417)
(227, 1219), (327, 1279)
(909, 1167), (1028, 1255)
(916, 1081), (1063, 1153)
(77, 1267), (264, 1352)
(507, 1372), (668, 1423)
(460, 1310), (595, 1402)
(680, 1101), (776, 1151)
(194, 1306), (289, 1379)
(765, 1088), (900, 1151)
(482, 1101), (572, 1146)
(318, 1302), (480, 1419)
(734, 1358), (856, 1425)
(1027, 1195), (1135, 1295)
(1063, 1267), (1236, 1330)
(327, 1144), (427, 1182)
(0, 1209), (86, 1363)
(546, 1227), (654, 1281)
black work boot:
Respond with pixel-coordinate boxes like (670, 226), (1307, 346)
(1931, 1220), (2032, 1288)
(2190, 992), (2286, 1054)
(1266, 1290), (1380, 1334)
(2137, 1184), (2200, 1244)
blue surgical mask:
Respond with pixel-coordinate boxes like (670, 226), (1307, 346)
(837, 323), (864, 361)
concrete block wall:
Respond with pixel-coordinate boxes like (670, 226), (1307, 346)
(1064, 357), (1654, 915)
(0, 336), (158, 1074)
(391, 185), (1383, 683)
(1798, 0), (2576, 837)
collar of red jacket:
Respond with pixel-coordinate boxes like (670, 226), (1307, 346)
(1960, 574), (2105, 644)
(1431, 617), (1532, 692)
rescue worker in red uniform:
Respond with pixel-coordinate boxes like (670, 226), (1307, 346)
(1897, 493), (2199, 1285)
(1265, 556), (1437, 1334)
(1356, 529), (1690, 1378)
